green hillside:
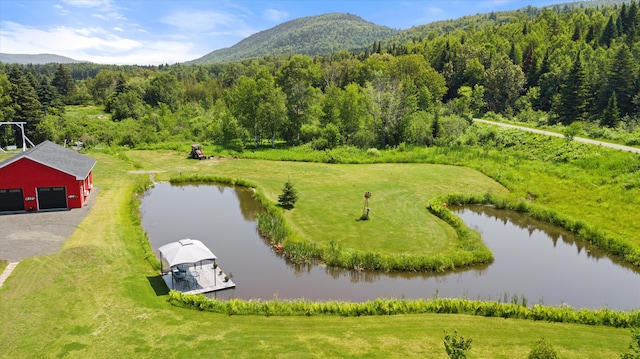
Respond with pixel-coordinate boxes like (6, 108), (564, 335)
(186, 13), (399, 64)
(0, 53), (85, 65)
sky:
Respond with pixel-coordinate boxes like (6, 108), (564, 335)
(0, 0), (563, 65)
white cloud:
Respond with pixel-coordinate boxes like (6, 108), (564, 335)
(61, 0), (126, 22)
(160, 10), (237, 32)
(60, 0), (112, 8)
(427, 6), (443, 15)
(262, 8), (289, 23)
(0, 21), (198, 65)
(159, 8), (257, 42)
(84, 40), (200, 65)
(113, 26), (124, 32)
(1, 22), (137, 52)
(104, 11), (126, 21)
(484, 0), (513, 5)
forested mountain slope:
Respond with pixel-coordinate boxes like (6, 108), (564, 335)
(186, 13), (399, 65)
(1, 0), (639, 151)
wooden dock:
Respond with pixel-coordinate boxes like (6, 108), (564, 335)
(161, 264), (235, 295)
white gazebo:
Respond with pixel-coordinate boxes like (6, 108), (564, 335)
(159, 238), (216, 289)
(158, 238), (235, 294)
(159, 238), (216, 269)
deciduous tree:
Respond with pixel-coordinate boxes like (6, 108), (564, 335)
(144, 72), (184, 111)
(483, 57), (525, 113)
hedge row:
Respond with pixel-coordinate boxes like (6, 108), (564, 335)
(169, 291), (640, 328)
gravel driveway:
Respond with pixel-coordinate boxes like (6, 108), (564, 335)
(473, 118), (640, 154)
(0, 188), (98, 262)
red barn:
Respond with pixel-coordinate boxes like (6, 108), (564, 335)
(0, 140), (96, 213)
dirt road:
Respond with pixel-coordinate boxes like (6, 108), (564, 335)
(473, 118), (640, 154)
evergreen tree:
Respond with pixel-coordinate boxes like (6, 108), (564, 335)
(0, 73), (14, 123)
(114, 74), (127, 94)
(599, 45), (637, 117)
(522, 46), (537, 88)
(278, 180), (298, 210)
(7, 66), (42, 139)
(599, 15), (618, 47)
(509, 43), (519, 65)
(51, 64), (75, 98)
(625, 1), (640, 41)
(553, 52), (589, 125)
(585, 24), (597, 45)
(572, 24), (581, 41)
(601, 91), (620, 128)
(619, 3), (629, 35)
(431, 111), (441, 141)
(36, 78), (63, 114)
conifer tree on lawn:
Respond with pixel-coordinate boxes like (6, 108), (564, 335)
(278, 180), (298, 210)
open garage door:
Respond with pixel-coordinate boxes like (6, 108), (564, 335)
(0, 188), (24, 212)
(37, 187), (67, 210)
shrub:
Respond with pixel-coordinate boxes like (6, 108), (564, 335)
(528, 338), (559, 359)
(443, 330), (472, 359)
(366, 148), (380, 157)
(621, 327), (640, 359)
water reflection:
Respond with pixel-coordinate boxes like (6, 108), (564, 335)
(140, 183), (640, 310)
(462, 205), (635, 269)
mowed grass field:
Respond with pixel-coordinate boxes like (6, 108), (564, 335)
(0, 149), (633, 358)
(128, 149), (508, 256)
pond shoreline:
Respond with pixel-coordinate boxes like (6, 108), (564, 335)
(141, 182), (640, 310)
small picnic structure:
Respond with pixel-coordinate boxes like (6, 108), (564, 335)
(159, 238), (235, 294)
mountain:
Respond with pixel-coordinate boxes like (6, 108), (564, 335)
(186, 13), (399, 65)
(0, 53), (85, 64)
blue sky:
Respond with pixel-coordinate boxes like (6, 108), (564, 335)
(0, 0), (562, 65)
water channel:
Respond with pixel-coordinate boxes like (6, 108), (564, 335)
(140, 182), (640, 310)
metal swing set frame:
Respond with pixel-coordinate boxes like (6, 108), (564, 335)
(0, 122), (35, 152)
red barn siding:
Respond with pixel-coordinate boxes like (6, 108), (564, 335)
(0, 158), (91, 211)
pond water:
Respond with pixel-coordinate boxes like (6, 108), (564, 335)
(140, 182), (640, 310)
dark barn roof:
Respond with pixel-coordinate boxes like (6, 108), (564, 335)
(0, 140), (96, 180)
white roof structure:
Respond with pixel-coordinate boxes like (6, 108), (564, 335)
(159, 238), (217, 268)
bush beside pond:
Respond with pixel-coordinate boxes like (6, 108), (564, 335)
(169, 290), (640, 328)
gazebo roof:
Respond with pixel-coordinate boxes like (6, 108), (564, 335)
(159, 238), (216, 268)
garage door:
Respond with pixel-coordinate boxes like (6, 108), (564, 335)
(37, 187), (67, 210)
(0, 188), (24, 212)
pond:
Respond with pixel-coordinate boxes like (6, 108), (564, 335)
(140, 182), (640, 310)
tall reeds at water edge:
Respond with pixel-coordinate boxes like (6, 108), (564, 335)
(169, 291), (640, 327)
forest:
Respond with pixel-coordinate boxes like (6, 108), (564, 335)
(0, 1), (639, 151)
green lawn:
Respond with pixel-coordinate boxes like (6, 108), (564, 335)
(0, 149), (634, 358)
(129, 150), (507, 256)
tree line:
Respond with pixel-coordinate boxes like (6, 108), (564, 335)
(0, 1), (639, 149)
